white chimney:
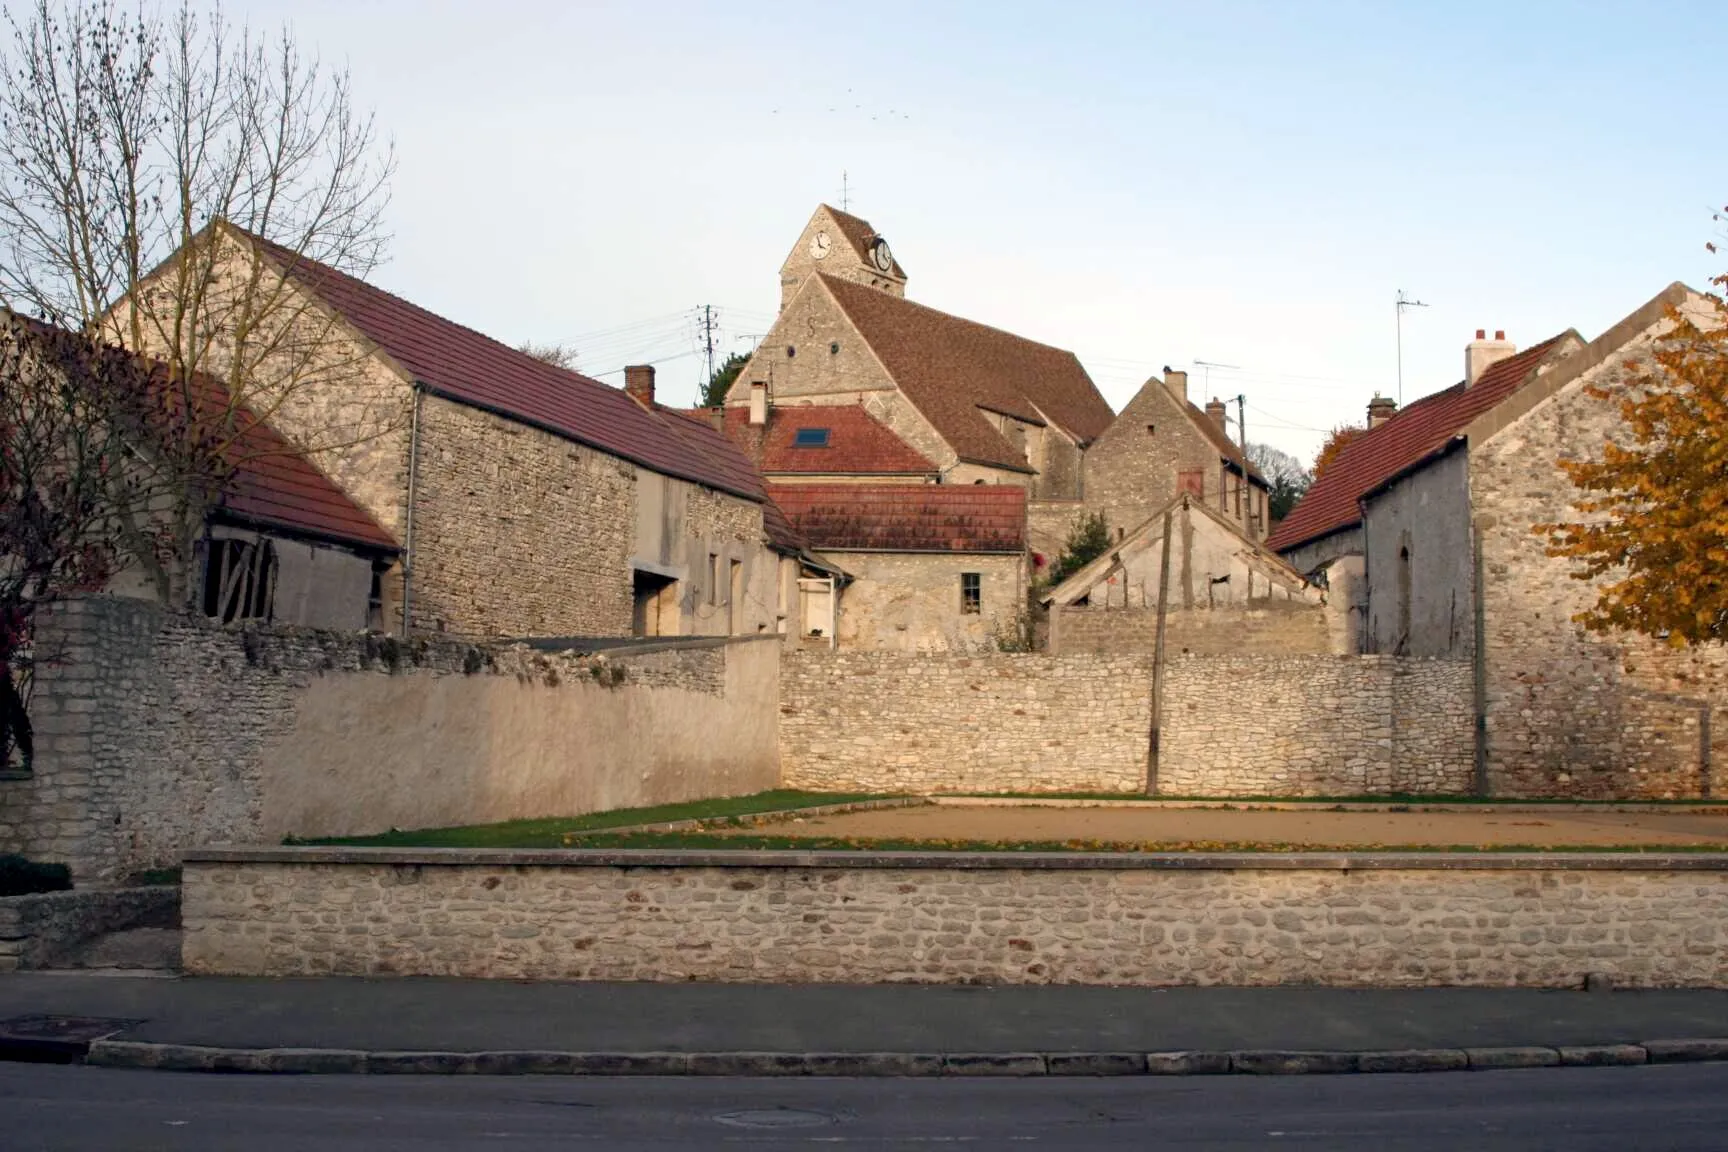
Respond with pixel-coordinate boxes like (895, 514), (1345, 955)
(748, 380), (768, 426)
(1465, 329), (1516, 387)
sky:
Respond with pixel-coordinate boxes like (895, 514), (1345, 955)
(235, 0), (1726, 464)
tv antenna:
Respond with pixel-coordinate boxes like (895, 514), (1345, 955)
(1192, 359), (1240, 396)
(1395, 290), (1429, 404)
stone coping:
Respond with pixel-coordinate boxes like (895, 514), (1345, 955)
(183, 845), (1728, 872)
(932, 797), (1728, 814)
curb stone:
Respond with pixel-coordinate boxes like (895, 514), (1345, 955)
(69, 1040), (1728, 1077)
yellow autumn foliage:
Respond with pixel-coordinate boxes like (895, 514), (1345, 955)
(1539, 296), (1728, 646)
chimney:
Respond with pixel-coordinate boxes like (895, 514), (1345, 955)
(1163, 366), (1188, 402)
(1465, 328), (1516, 387)
(1367, 394), (1397, 429)
(1204, 397), (1228, 429)
(748, 380), (768, 426)
(624, 364), (655, 407)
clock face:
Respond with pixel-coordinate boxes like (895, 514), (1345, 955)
(871, 238), (894, 272)
(809, 231), (832, 260)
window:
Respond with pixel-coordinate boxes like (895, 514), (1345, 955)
(1146, 424), (1156, 436)
(708, 553), (720, 605)
(632, 569), (678, 637)
(960, 572), (982, 615)
(728, 559), (743, 632)
(792, 427), (830, 447)
(202, 538), (276, 624)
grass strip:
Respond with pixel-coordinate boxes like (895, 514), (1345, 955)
(304, 790), (895, 849)
(546, 832), (1728, 853)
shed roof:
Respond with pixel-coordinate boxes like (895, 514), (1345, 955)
(772, 483), (1026, 554)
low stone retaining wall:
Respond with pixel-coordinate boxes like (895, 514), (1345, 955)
(0, 886), (180, 971)
(184, 848), (1728, 988)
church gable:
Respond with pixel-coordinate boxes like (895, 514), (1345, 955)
(779, 204), (907, 311)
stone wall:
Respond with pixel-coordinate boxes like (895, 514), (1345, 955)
(1362, 447), (1474, 657)
(1053, 603), (1332, 657)
(1468, 291), (1727, 798)
(828, 552), (1025, 652)
(0, 597), (780, 881)
(183, 848), (1728, 988)
(1159, 656), (1474, 796)
(779, 650), (1474, 797)
(0, 886), (179, 971)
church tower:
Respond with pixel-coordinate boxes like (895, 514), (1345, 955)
(778, 204), (908, 312)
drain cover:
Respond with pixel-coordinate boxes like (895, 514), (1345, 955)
(715, 1107), (837, 1130)
(0, 1015), (143, 1062)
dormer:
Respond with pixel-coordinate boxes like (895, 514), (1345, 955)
(779, 204), (908, 312)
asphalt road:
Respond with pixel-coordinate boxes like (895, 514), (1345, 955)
(4, 1063), (1728, 1150)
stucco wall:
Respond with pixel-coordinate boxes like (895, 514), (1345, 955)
(778, 650), (1474, 797)
(1470, 297), (1727, 798)
(183, 849), (1728, 988)
(0, 597), (780, 881)
(1363, 447), (1473, 657)
(827, 552), (1025, 651)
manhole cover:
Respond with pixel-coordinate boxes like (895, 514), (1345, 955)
(0, 1015), (142, 1062)
(714, 1107), (837, 1130)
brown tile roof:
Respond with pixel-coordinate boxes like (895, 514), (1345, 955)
(705, 405), (937, 476)
(822, 204), (906, 278)
(818, 274), (1114, 471)
(773, 483), (1026, 554)
(648, 405), (812, 556)
(7, 311), (395, 553)
(239, 227), (762, 504)
(1266, 334), (1579, 553)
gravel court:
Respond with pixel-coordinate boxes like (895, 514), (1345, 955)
(710, 803), (1728, 847)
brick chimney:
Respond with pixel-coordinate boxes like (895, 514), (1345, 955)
(749, 380), (768, 426)
(1367, 394), (1397, 429)
(1204, 397), (1228, 429)
(1163, 366), (1188, 402)
(624, 364), (655, 407)
(1465, 329), (1516, 387)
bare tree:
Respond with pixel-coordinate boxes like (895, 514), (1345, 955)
(0, 0), (397, 606)
(0, 314), (177, 767)
(518, 341), (579, 370)
(1247, 442), (1311, 521)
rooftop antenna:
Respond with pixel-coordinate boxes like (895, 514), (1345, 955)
(1395, 289), (1429, 405)
(1192, 359), (1239, 396)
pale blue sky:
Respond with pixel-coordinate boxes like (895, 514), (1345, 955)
(240, 0), (1725, 462)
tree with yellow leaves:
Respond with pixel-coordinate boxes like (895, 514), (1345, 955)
(1312, 423), (1366, 480)
(1541, 298), (1728, 645)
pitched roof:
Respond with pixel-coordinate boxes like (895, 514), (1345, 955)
(817, 273), (1115, 470)
(5, 311), (396, 553)
(239, 227), (762, 504)
(219, 404), (399, 552)
(1266, 334), (1579, 553)
(821, 204), (906, 278)
(1185, 395), (1267, 485)
(772, 484), (1026, 553)
(705, 405), (937, 476)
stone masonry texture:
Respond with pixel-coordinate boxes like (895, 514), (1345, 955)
(0, 596), (777, 882)
(779, 650), (1474, 797)
(1470, 308), (1727, 798)
(183, 853), (1728, 987)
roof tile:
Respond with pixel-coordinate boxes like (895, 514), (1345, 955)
(773, 483), (1026, 553)
(704, 405), (937, 476)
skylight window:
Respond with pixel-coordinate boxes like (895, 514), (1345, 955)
(793, 428), (831, 447)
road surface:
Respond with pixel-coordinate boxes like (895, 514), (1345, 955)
(2, 1061), (1726, 1149)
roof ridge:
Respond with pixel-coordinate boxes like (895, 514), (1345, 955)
(815, 272), (1082, 360)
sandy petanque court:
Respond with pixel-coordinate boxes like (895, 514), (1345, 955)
(713, 802), (1728, 848)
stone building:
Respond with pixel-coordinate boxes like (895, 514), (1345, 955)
(1041, 493), (1325, 656)
(1270, 283), (1726, 797)
(131, 224), (796, 640)
(1048, 368), (1273, 559)
(770, 484), (1028, 651)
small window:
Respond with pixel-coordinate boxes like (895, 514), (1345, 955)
(1146, 424), (1156, 435)
(708, 553), (720, 606)
(786, 345), (796, 358)
(960, 572), (982, 615)
(792, 428), (830, 447)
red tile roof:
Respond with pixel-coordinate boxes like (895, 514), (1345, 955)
(704, 405), (937, 476)
(1266, 334), (1579, 553)
(649, 405), (814, 555)
(240, 227), (762, 504)
(7, 311), (396, 552)
(773, 484), (1026, 553)
(817, 274), (1115, 470)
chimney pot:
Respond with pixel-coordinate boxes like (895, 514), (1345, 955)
(1203, 397), (1228, 429)
(1465, 329), (1517, 387)
(623, 364), (655, 407)
(1367, 394), (1398, 429)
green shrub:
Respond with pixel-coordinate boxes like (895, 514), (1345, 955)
(0, 854), (72, 897)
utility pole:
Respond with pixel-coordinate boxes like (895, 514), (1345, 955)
(1235, 393), (1251, 533)
(1395, 289), (1429, 405)
(699, 305), (717, 389)
(840, 170), (850, 212)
